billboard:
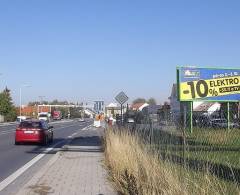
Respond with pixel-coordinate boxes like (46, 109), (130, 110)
(177, 67), (240, 101)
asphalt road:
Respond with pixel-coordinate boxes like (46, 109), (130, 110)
(0, 119), (93, 183)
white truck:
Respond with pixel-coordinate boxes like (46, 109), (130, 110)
(38, 112), (51, 122)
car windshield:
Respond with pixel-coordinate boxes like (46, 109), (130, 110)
(39, 115), (48, 117)
(19, 122), (40, 128)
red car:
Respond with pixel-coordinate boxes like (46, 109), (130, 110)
(15, 119), (53, 145)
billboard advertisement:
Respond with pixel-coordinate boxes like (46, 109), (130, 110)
(177, 67), (240, 101)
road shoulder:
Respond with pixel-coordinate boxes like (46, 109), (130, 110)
(16, 126), (116, 195)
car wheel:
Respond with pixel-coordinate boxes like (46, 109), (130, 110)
(15, 141), (20, 145)
(42, 136), (48, 146)
(50, 133), (53, 143)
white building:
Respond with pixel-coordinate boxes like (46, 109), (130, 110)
(105, 103), (120, 118)
(168, 83), (221, 122)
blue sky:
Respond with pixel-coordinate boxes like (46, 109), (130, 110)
(0, 0), (240, 105)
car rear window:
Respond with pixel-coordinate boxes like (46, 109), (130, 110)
(19, 122), (41, 128)
(39, 114), (48, 117)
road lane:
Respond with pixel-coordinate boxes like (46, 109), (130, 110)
(0, 120), (76, 136)
(0, 125), (17, 135)
(0, 119), (93, 183)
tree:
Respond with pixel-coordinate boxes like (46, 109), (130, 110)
(132, 98), (146, 104)
(69, 107), (82, 118)
(0, 87), (17, 121)
(147, 98), (157, 105)
(28, 101), (41, 106)
(50, 99), (69, 105)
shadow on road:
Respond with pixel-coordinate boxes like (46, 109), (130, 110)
(24, 138), (67, 155)
(62, 134), (104, 153)
(69, 136), (102, 147)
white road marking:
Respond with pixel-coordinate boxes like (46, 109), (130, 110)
(0, 140), (65, 192)
(0, 129), (16, 136)
(0, 132), (14, 136)
(49, 120), (74, 125)
(0, 123), (17, 127)
(0, 122), (89, 136)
(0, 123), (76, 136)
(0, 129), (15, 133)
(55, 124), (78, 131)
(82, 125), (92, 131)
(0, 123), (92, 192)
(72, 133), (77, 136)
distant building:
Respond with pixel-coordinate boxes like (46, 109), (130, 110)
(0, 115), (4, 123)
(84, 108), (96, 118)
(168, 83), (222, 119)
(105, 103), (121, 118)
(193, 102), (221, 113)
(94, 101), (105, 114)
(17, 105), (51, 118)
(142, 105), (161, 115)
(158, 103), (171, 124)
(17, 106), (35, 118)
(131, 103), (149, 111)
(169, 84), (181, 122)
(142, 105), (162, 122)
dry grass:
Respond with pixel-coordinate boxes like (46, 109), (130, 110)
(104, 127), (240, 195)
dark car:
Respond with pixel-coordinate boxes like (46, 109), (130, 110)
(210, 119), (240, 129)
(194, 115), (211, 127)
(15, 119), (53, 145)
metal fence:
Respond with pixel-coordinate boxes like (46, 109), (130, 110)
(120, 102), (240, 186)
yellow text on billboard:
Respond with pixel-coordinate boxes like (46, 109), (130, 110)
(180, 76), (240, 101)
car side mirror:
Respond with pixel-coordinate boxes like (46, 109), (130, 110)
(49, 126), (54, 129)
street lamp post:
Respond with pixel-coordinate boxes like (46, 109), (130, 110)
(20, 87), (22, 120)
(0, 73), (3, 90)
(19, 85), (31, 122)
(38, 95), (45, 113)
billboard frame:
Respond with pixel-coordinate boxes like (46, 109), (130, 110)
(177, 66), (240, 102)
(176, 66), (240, 132)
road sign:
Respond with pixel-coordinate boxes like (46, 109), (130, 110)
(177, 67), (240, 101)
(115, 91), (129, 105)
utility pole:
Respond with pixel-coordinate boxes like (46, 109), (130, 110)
(39, 96), (45, 113)
(19, 85), (31, 121)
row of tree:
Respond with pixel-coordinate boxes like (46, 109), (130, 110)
(132, 97), (157, 105)
(0, 88), (160, 122)
(0, 87), (17, 122)
(28, 99), (83, 106)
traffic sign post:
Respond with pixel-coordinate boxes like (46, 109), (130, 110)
(115, 92), (129, 125)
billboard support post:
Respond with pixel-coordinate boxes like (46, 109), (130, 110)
(190, 101), (193, 133)
(227, 102), (230, 130)
(183, 103), (187, 129)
